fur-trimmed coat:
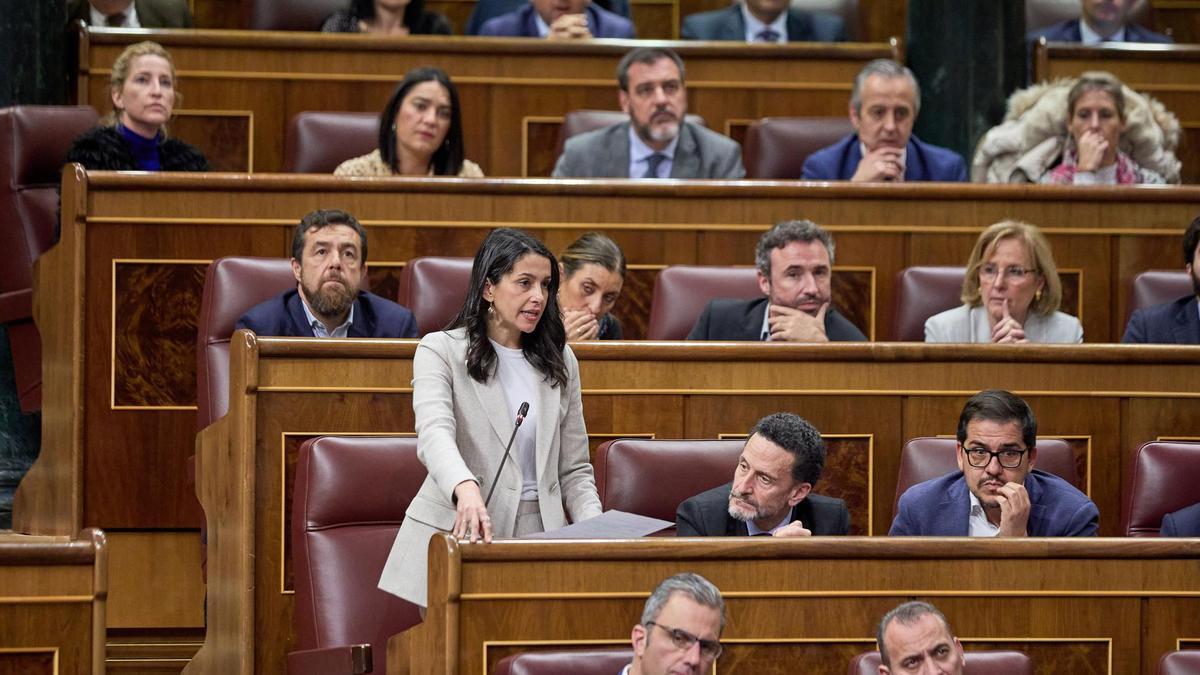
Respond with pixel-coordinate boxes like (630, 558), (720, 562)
(66, 126), (210, 172)
(972, 75), (1181, 184)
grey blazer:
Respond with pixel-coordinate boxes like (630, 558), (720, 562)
(924, 304), (1083, 344)
(552, 120), (745, 179)
(378, 329), (602, 607)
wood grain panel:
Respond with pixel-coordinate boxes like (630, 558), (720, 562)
(76, 29), (897, 176)
(171, 111), (253, 172)
(1156, 4), (1200, 44)
(106, 532), (205, 629)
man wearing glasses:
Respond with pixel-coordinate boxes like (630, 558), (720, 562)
(889, 390), (1098, 536)
(624, 573), (724, 675)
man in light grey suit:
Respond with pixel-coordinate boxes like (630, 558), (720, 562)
(552, 47), (745, 179)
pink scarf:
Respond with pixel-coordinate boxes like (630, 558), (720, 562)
(1046, 148), (1140, 185)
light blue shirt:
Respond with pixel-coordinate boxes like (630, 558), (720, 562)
(1079, 20), (1126, 44)
(741, 3), (787, 43)
(298, 292), (355, 338)
(628, 125), (679, 179)
(745, 507), (793, 536)
(532, 10), (551, 36)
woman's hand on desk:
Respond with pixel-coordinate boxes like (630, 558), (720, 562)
(453, 480), (493, 543)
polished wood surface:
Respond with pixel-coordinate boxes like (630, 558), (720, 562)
(388, 536), (1200, 675)
(18, 172), (1200, 537)
(0, 528), (107, 675)
(1034, 42), (1200, 184)
(75, 27), (897, 176)
(183, 336), (1200, 674)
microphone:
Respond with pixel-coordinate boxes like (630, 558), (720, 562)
(484, 401), (529, 509)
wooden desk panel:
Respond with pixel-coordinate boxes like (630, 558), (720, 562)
(19, 172), (1200, 536)
(176, 337), (1200, 675)
(76, 28), (897, 176)
(1034, 42), (1200, 184)
(389, 537), (1200, 674)
(0, 528), (107, 675)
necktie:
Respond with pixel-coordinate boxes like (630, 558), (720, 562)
(105, 12), (127, 26)
(756, 28), (780, 43)
(642, 153), (667, 179)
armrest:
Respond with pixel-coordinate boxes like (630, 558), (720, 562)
(287, 644), (372, 674)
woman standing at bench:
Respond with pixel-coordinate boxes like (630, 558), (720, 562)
(334, 67), (484, 178)
(379, 228), (601, 608)
(67, 41), (208, 172)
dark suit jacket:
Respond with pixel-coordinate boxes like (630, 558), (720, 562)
(478, 3), (635, 38)
(680, 6), (845, 42)
(890, 470), (1099, 536)
(1121, 296), (1200, 344)
(466, 0), (630, 34)
(1161, 502), (1200, 537)
(236, 288), (417, 338)
(687, 297), (866, 342)
(67, 0), (193, 27)
(676, 481), (850, 536)
(1027, 18), (1172, 44)
(552, 121), (745, 179)
(801, 133), (967, 182)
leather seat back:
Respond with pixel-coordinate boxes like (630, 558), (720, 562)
(283, 111), (379, 173)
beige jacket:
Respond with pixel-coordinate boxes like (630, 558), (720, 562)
(334, 149), (484, 177)
(378, 329), (601, 607)
(972, 74), (1181, 184)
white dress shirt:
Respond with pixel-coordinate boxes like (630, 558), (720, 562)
(741, 3), (788, 43)
(967, 490), (1001, 537)
(90, 1), (140, 27)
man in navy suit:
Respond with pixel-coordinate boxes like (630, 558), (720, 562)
(890, 390), (1099, 537)
(680, 0), (845, 43)
(237, 209), (417, 339)
(1027, 0), (1171, 45)
(478, 0), (635, 38)
(1161, 502), (1200, 537)
(801, 59), (967, 182)
(1123, 216), (1200, 344)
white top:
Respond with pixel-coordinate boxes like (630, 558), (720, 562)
(489, 340), (540, 500)
(741, 3), (787, 42)
(90, 0), (140, 26)
(1069, 163), (1118, 185)
(924, 304), (1084, 344)
(967, 491), (1001, 537)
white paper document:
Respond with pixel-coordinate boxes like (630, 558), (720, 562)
(522, 509), (673, 539)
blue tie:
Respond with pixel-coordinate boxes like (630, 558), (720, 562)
(756, 28), (780, 43)
(642, 153), (667, 179)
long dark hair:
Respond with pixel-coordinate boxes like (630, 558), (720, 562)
(450, 229), (568, 387)
(376, 67), (465, 176)
(351, 0), (429, 33)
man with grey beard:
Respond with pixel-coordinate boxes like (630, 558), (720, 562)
(551, 47), (744, 179)
(237, 209), (417, 339)
(675, 412), (850, 537)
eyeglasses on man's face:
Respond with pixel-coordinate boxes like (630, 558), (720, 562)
(979, 264), (1037, 283)
(645, 621), (722, 659)
(962, 445), (1028, 469)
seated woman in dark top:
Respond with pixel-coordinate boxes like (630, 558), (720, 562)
(558, 232), (626, 340)
(67, 41), (208, 172)
(321, 0), (451, 35)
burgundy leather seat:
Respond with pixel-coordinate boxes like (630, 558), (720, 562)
(1128, 270), (1191, 325)
(1121, 441), (1200, 537)
(247, 0), (344, 30)
(645, 266), (761, 340)
(492, 648), (634, 675)
(894, 437), (1079, 513)
(196, 257), (296, 430)
(848, 649), (1032, 675)
(743, 117), (854, 179)
(891, 266), (965, 341)
(556, 110), (707, 157)
(1158, 650), (1200, 675)
(594, 438), (743, 527)
(396, 256), (473, 336)
(1026, 0), (1150, 34)
(283, 111), (379, 173)
(0, 105), (99, 412)
(290, 436), (426, 675)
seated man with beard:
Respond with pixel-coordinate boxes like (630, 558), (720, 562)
(237, 209), (417, 339)
(676, 412), (850, 537)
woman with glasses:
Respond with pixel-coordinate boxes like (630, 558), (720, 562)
(924, 220), (1083, 344)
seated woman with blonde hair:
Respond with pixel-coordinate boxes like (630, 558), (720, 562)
(925, 220), (1082, 344)
(335, 67), (483, 177)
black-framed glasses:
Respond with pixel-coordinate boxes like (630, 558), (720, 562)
(962, 445), (1028, 469)
(645, 621), (723, 659)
